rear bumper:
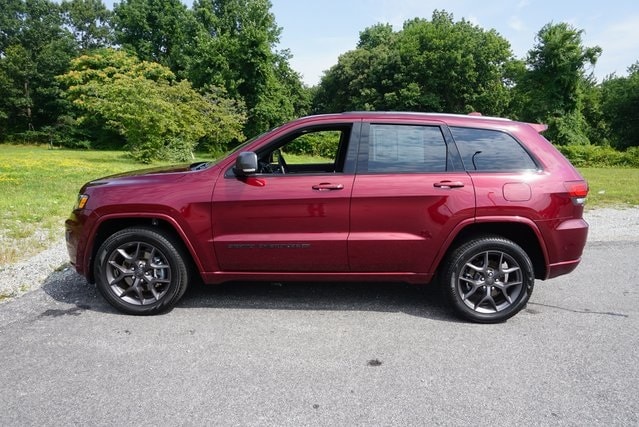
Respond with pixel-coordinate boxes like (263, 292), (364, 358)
(546, 258), (582, 279)
(541, 218), (589, 279)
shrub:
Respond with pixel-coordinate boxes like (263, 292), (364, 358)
(557, 144), (639, 167)
(58, 50), (246, 163)
(286, 131), (340, 158)
(6, 130), (50, 145)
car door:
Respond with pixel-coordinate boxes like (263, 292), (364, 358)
(349, 120), (475, 273)
(212, 122), (360, 272)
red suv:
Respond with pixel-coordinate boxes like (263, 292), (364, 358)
(65, 112), (589, 322)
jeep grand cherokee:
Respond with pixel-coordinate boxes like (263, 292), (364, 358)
(65, 112), (589, 322)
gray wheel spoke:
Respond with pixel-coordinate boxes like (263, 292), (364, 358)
(460, 276), (482, 286)
(495, 280), (522, 290)
(108, 260), (132, 275)
(462, 285), (481, 301)
(474, 294), (487, 310)
(487, 294), (498, 311)
(465, 262), (485, 273)
(148, 282), (160, 300)
(502, 291), (513, 304)
(475, 288), (498, 311)
(116, 248), (133, 260)
(501, 266), (520, 275)
(149, 263), (169, 269)
(119, 282), (136, 298)
(492, 283), (514, 304)
(131, 242), (141, 261)
(459, 276), (483, 301)
(132, 277), (145, 302)
(108, 272), (132, 286)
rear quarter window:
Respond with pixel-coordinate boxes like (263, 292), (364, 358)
(450, 127), (538, 171)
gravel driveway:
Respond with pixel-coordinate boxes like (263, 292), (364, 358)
(1, 206), (638, 300)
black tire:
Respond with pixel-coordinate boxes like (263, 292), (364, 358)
(440, 236), (534, 323)
(94, 227), (190, 315)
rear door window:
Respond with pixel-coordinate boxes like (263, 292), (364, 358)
(366, 124), (448, 173)
(450, 127), (538, 171)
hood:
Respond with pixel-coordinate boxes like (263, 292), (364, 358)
(83, 161), (217, 189)
(103, 161), (213, 179)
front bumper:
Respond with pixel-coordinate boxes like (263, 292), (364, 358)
(65, 209), (94, 278)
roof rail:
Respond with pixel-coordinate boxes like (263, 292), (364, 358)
(343, 111), (512, 122)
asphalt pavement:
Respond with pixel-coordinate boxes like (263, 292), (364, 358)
(0, 239), (637, 426)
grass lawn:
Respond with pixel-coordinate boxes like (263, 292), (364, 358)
(0, 145), (637, 266)
(578, 167), (639, 207)
(0, 145), (209, 265)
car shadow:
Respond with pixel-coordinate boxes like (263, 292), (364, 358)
(181, 280), (458, 321)
(41, 267), (460, 322)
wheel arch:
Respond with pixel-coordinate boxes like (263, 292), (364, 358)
(87, 214), (205, 284)
(432, 218), (548, 280)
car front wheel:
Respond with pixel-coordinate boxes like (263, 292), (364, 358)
(94, 227), (190, 315)
(441, 236), (534, 323)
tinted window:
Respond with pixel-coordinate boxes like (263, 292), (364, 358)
(368, 124), (447, 173)
(451, 127), (537, 171)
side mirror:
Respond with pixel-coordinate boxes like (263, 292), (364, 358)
(234, 151), (258, 176)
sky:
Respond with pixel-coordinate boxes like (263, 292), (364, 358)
(104, 0), (639, 86)
(268, 0), (639, 86)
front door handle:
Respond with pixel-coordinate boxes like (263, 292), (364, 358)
(434, 181), (465, 189)
(312, 183), (344, 191)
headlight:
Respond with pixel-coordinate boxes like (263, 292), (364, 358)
(75, 194), (89, 210)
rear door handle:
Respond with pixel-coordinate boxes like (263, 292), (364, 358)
(434, 181), (465, 189)
(312, 183), (344, 191)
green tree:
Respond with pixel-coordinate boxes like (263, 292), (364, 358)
(58, 49), (246, 162)
(580, 75), (609, 146)
(189, 0), (308, 136)
(274, 49), (312, 117)
(0, 0), (77, 137)
(601, 63), (639, 149)
(0, 0), (24, 53)
(514, 22), (601, 145)
(60, 0), (112, 52)
(357, 23), (394, 49)
(113, 0), (195, 76)
(314, 11), (513, 116)
(314, 47), (396, 112)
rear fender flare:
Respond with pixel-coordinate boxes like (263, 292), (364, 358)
(429, 216), (549, 276)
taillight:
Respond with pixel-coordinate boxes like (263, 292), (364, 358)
(565, 181), (588, 205)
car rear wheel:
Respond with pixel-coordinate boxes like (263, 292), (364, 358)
(441, 236), (534, 323)
(94, 227), (190, 315)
